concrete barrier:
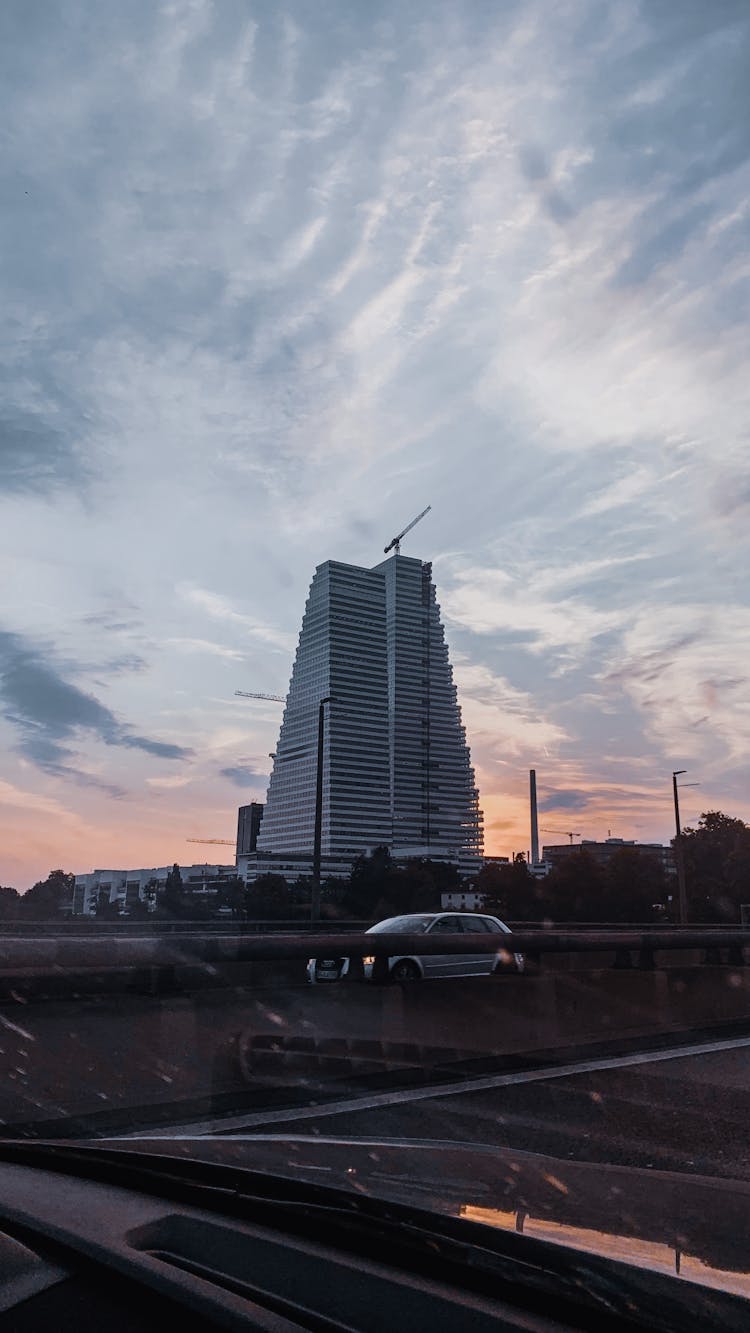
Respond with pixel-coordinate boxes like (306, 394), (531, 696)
(230, 967), (750, 1082)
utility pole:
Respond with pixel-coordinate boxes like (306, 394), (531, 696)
(312, 696), (332, 922)
(672, 769), (688, 925)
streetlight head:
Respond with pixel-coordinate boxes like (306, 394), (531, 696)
(673, 769), (687, 776)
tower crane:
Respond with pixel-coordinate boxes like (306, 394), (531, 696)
(383, 504), (432, 556)
(234, 691), (285, 702)
(540, 828), (582, 845)
(186, 838), (235, 845)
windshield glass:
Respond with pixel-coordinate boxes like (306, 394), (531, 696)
(366, 915), (435, 934)
(1, 0), (748, 1312)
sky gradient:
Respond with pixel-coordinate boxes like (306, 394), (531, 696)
(1, 0), (749, 888)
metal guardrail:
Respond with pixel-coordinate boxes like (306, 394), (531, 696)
(2, 919), (744, 936)
(507, 921), (741, 931)
(0, 919), (369, 936)
(1, 929), (749, 970)
(174, 928), (750, 960)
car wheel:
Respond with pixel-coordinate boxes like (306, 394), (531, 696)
(390, 959), (421, 983)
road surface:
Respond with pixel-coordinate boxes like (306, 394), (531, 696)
(2, 975), (750, 1183)
(224, 1037), (750, 1181)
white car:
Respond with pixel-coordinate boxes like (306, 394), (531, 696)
(306, 952), (351, 984)
(307, 911), (524, 984)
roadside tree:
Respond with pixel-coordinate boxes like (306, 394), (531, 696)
(0, 886), (20, 921)
(601, 848), (667, 923)
(20, 869), (74, 919)
(543, 850), (605, 922)
(681, 812), (750, 922)
(162, 863), (184, 917)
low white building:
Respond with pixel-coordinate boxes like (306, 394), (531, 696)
(72, 864), (236, 915)
(529, 860), (551, 878)
(440, 890), (486, 912)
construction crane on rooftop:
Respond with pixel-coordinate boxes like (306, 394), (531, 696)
(384, 504), (431, 556)
(234, 691), (285, 702)
(186, 838), (235, 846)
(540, 828), (582, 845)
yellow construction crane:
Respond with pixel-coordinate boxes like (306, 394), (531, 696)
(540, 828), (582, 845)
(186, 838), (235, 845)
(384, 504), (431, 556)
(234, 690), (285, 702)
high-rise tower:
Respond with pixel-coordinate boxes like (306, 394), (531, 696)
(236, 802), (264, 857)
(255, 554), (483, 876)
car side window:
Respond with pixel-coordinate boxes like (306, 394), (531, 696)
(428, 916), (462, 934)
(460, 916), (492, 933)
(479, 918), (504, 933)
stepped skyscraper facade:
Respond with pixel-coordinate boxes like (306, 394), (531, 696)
(255, 554), (483, 876)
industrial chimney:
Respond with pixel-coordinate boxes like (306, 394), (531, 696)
(530, 769), (540, 866)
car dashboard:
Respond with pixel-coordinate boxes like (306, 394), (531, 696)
(0, 1141), (747, 1332)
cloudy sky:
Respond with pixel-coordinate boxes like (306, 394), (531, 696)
(1, 0), (748, 888)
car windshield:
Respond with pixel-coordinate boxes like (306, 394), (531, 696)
(366, 915), (435, 934)
(1, 0), (748, 1317)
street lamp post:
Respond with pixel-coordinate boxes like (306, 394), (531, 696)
(312, 696), (333, 922)
(672, 770), (688, 925)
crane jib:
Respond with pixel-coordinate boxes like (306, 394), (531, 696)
(384, 504), (432, 555)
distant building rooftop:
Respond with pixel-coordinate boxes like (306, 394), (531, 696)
(542, 840), (676, 874)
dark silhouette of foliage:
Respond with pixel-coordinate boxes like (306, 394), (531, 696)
(681, 812), (750, 922)
(20, 869), (74, 918)
(0, 885), (21, 921)
(162, 863), (184, 917)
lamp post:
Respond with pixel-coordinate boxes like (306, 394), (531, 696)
(312, 696), (333, 922)
(672, 770), (688, 925)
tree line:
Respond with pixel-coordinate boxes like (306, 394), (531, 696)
(476, 812), (750, 924)
(0, 869), (75, 920)
(144, 853), (463, 922)
(3, 811), (748, 923)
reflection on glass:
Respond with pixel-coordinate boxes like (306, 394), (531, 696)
(460, 1205), (750, 1300)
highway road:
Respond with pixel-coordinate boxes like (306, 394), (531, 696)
(220, 1036), (750, 1182)
(1, 969), (750, 1185)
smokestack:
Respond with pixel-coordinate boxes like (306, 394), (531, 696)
(530, 769), (539, 866)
